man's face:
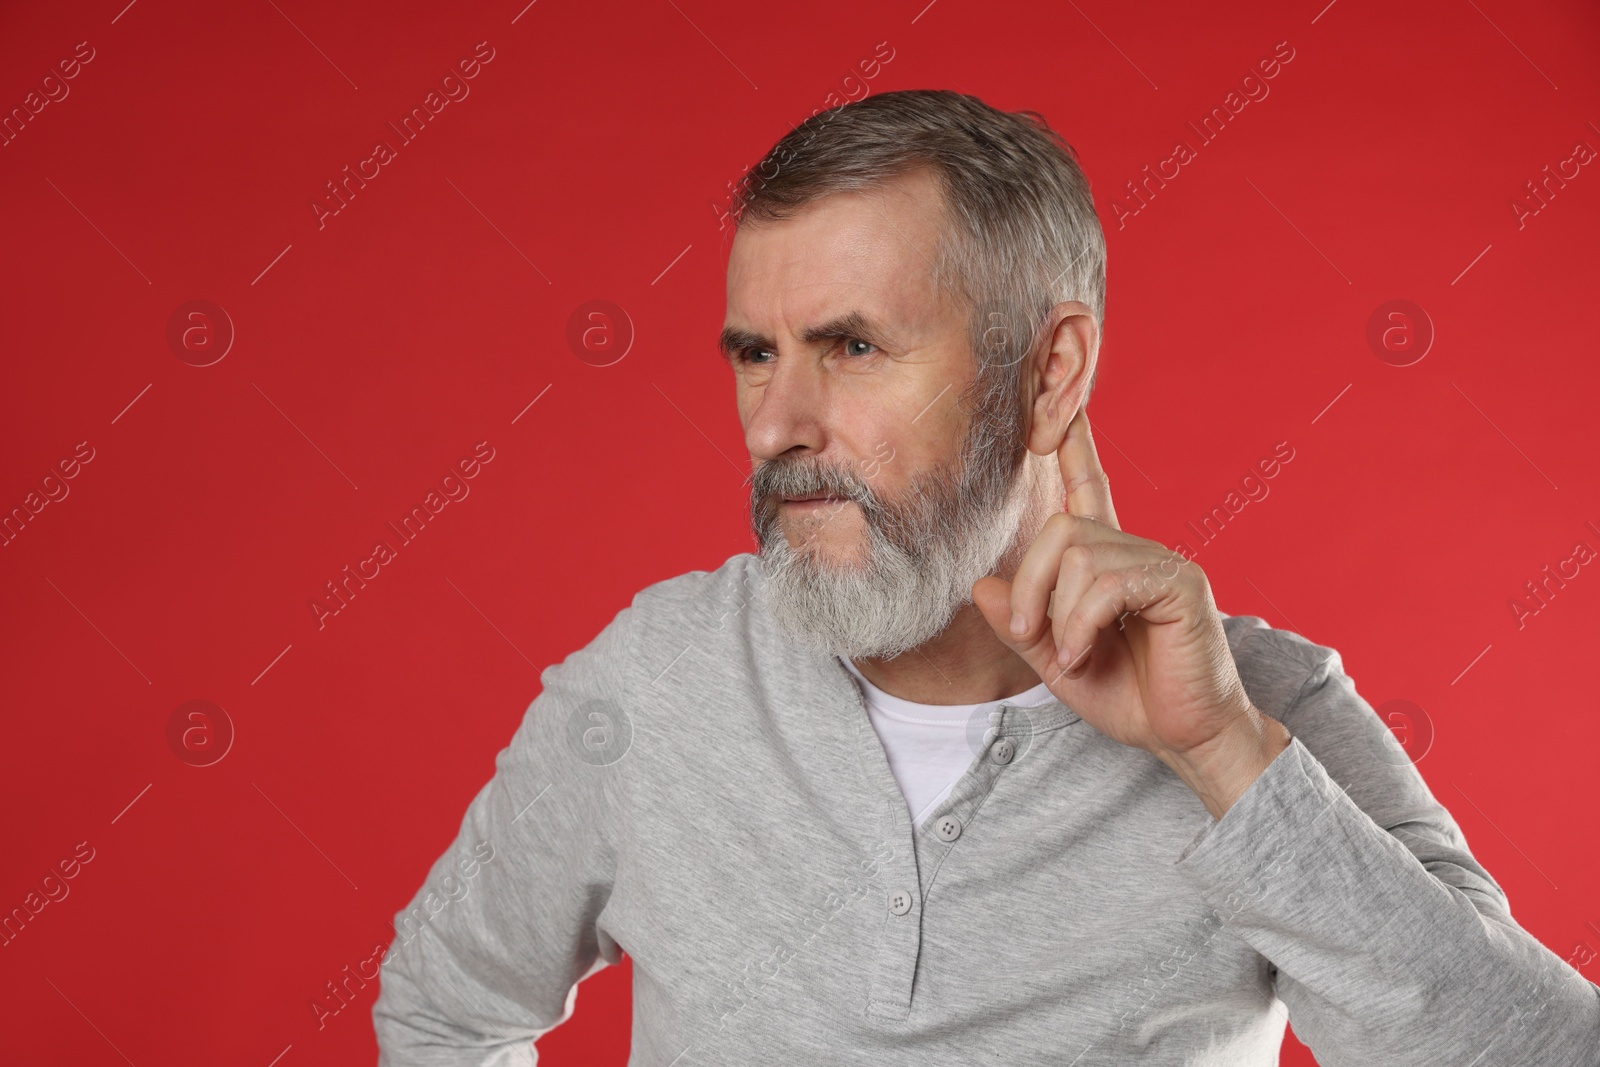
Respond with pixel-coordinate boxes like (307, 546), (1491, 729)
(722, 168), (1040, 659)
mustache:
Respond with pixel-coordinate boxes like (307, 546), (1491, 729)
(749, 456), (880, 511)
(747, 455), (924, 554)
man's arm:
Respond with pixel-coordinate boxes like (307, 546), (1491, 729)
(1173, 649), (1600, 1066)
(372, 604), (637, 1066)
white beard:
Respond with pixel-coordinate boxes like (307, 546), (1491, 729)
(752, 448), (1048, 660)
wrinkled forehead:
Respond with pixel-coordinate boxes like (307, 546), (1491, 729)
(724, 176), (955, 335)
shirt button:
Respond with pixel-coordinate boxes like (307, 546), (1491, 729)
(888, 889), (914, 915)
(991, 738), (1016, 765)
(934, 815), (962, 842)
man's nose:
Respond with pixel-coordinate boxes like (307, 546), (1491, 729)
(744, 353), (827, 463)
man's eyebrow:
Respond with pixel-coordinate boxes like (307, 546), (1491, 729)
(718, 324), (766, 361)
(717, 311), (889, 361)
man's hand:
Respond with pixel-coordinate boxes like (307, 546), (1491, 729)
(972, 407), (1291, 820)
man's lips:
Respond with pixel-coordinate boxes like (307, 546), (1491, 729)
(780, 494), (848, 505)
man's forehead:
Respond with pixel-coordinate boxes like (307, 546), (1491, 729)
(728, 233), (935, 301)
(728, 176), (944, 284)
(723, 243), (945, 345)
(722, 173), (959, 347)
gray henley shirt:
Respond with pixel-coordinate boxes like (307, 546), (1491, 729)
(372, 551), (1600, 1065)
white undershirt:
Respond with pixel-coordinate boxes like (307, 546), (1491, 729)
(840, 657), (1057, 829)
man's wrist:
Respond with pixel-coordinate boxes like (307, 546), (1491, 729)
(1159, 709), (1293, 821)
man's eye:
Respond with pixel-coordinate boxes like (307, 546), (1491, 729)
(736, 340), (874, 363)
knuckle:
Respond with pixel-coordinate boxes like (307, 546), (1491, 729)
(1060, 543), (1093, 573)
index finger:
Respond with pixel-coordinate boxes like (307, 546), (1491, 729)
(1058, 407), (1120, 530)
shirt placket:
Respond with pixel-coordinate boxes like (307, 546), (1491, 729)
(847, 686), (1032, 1020)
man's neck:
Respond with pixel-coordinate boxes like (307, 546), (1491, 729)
(847, 602), (1044, 706)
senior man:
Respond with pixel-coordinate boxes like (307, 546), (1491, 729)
(373, 89), (1599, 1065)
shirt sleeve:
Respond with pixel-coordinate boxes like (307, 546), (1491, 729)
(372, 603), (638, 1066)
(1173, 649), (1600, 1066)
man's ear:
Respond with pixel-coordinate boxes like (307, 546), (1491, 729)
(1025, 301), (1099, 456)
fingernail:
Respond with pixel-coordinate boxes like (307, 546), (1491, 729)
(1057, 646), (1073, 667)
(1009, 613), (1026, 636)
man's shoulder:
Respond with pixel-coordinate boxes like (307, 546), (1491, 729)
(623, 552), (768, 649)
(630, 552), (762, 613)
(613, 552), (791, 705)
(1218, 611), (1341, 721)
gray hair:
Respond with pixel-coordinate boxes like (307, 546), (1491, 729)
(730, 89), (1108, 480)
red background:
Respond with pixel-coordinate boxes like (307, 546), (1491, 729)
(3, 0), (1598, 1063)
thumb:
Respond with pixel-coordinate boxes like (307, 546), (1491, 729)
(972, 575), (1061, 683)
